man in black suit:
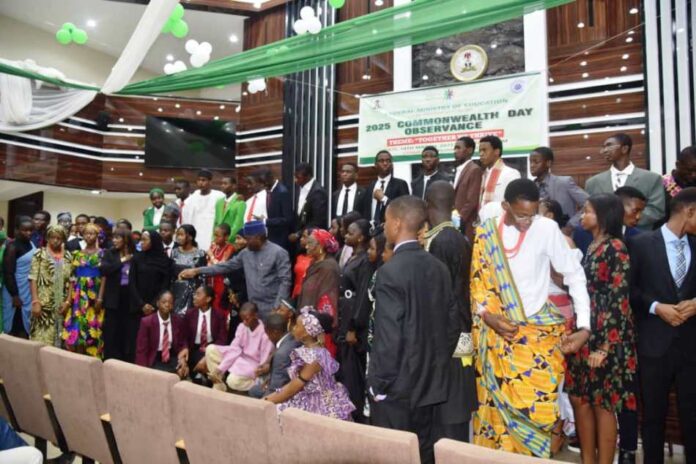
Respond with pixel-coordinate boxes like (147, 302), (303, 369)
(332, 162), (366, 219)
(66, 213), (90, 252)
(628, 187), (696, 464)
(368, 196), (459, 464)
(261, 168), (293, 251)
(361, 150), (410, 226)
(411, 146), (450, 200)
(291, 163), (328, 243)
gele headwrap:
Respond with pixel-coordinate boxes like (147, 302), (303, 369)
(311, 229), (339, 254)
(298, 306), (324, 337)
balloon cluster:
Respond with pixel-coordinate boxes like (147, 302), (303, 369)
(247, 78), (267, 94)
(55, 23), (88, 45)
(162, 4), (189, 39)
(164, 60), (187, 75)
(328, 0), (346, 7)
(292, 6), (322, 35)
(185, 39), (212, 68)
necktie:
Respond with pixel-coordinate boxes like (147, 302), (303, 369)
(199, 314), (208, 352)
(161, 321), (171, 363)
(674, 240), (687, 288)
(422, 177), (429, 199)
(614, 174), (626, 190)
(538, 181), (548, 200)
(179, 200), (184, 226)
(246, 195), (257, 221)
(341, 188), (350, 216)
(374, 180), (386, 221)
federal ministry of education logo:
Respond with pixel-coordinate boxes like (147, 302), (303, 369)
(450, 45), (488, 82)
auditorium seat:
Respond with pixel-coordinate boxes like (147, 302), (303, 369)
(277, 408), (420, 464)
(104, 359), (180, 464)
(434, 439), (568, 463)
(0, 335), (61, 452)
(40, 346), (116, 464)
(172, 382), (280, 464)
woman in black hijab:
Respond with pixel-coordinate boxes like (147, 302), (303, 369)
(128, 230), (172, 357)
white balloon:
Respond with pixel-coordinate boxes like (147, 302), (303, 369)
(190, 53), (210, 68)
(257, 81), (266, 92)
(164, 63), (175, 75)
(173, 60), (187, 72)
(300, 6), (315, 20)
(293, 19), (308, 35)
(198, 41), (212, 56)
(185, 39), (199, 54)
(247, 81), (259, 94)
(307, 17), (322, 34)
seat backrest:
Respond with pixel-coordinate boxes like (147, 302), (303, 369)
(40, 346), (112, 464)
(277, 408), (420, 464)
(434, 439), (569, 464)
(103, 359), (179, 464)
(0, 334), (56, 442)
(171, 382), (280, 464)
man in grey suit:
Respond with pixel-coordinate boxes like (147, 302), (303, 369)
(248, 312), (301, 398)
(585, 133), (665, 228)
(530, 146), (589, 229)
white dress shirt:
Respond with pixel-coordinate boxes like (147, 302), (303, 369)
(157, 313), (173, 351)
(497, 215), (591, 330)
(297, 178), (315, 214)
(336, 183), (358, 215)
(453, 159), (473, 188)
(610, 162), (635, 190)
(163, 242), (174, 258)
(245, 189), (268, 222)
(195, 309), (213, 345)
(371, 175), (392, 219)
(481, 163), (521, 204)
(152, 205), (164, 227)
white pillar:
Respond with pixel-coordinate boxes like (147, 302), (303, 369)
(392, 0), (413, 183)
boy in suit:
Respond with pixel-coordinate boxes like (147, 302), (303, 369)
(452, 137), (482, 240)
(332, 162), (366, 219)
(181, 285), (228, 379)
(411, 146), (450, 200)
(585, 133), (665, 229)
(214, 175), (245, 243)
(361, 150), (410, 226)
(290, 162), (328, 245)
(628, 187), (696, 464)
(249, 312), (301, 398)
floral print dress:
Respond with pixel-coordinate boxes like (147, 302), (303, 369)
(63, 250), (104, 358)
(565, 238), (637, 412)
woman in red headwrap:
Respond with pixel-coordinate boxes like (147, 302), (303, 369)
(297, 229), (340, 357)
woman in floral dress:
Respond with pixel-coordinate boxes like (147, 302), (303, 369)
(63, 223), (105, 358)
(265, 308), (355, 420)
(566, 194), (637, 464)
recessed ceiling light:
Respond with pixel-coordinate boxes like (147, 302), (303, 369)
(549, 77), (554, 83)
(219, 105), (225, 109)
(242, 91), (248, 96)
(175, 103), (181, 108)
(622, 54), (629, 59)
(582, 72), (589, 78)
(629, 7), (639, 14)
(616, 97), (622, 103)
(584, 51), (589, 55)
(153, 97), (158, 101)
(580, 60), (587, 66)
(166, 54), (174, 62)
(583, 134), (589, 139)
(139, 172), (143, 177)
(235, 105), (241, 113)
(626, 37), (633, 43)
(628, 30), (635, 35)
(214, 116), (219, 120)
(196, 110), (202, 115)
(375, 0), (384, 5)
(86, 19), (97, 28)
(620, 66), (627, 72)
(229, 34), (239, 43)
(90, 189), (101, 195)
(118, 117), (124, 123)
(577, 22), (585, 28)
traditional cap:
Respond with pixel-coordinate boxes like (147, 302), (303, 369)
(311, 229), (339, 254)
(241, 220), (267, 237)
(149, 187), (165, 197)
(298, 307), (324, 337)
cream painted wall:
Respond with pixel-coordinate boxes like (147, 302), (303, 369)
(0, 15), (156, 86)
(0, 200), (8, 229)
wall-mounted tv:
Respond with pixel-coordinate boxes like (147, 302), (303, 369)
(145, 116), (236, 169)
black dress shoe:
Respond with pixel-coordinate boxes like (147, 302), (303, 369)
(618, 449), (636, 464)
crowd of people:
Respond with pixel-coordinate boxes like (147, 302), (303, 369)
(0, 133), (695, 464)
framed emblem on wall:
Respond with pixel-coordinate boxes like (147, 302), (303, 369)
(450, 45), (489, 82)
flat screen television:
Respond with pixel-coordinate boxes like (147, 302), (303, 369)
(145, 116), (236, 169)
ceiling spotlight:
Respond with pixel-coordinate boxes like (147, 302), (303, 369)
(196, 110), (202, 115)
(153, 97), (158, 101)
(628, 30), (635, 35)
(362, 74), (371, 80)
(622, 54), (629, 59)
(118, 117), (124, 123)
(139, 172), (143, 177)
(90, 189), (102, 195)
(422, 75), (429, 81)
(620, 66), (627, 72)
(166, 54), (174, 62)
(86, 19), (97, 28)
(583, 134), (589, 139)
(235, 105), (241, 113)
(375, 0), (384, 5)
(435, 48), (443, 56)
(616, 97), (623, 103)
(582, 72), (589, 78)
(214, 116), (220, 120)
(577, 22), (585, 28)
(175, 103), (181, 108)
(242, 91), (248, 96)
(549, 77), (554, 83)
(580, 60), (587, 66)
(626, 37), (633, 43)
(253, 1), (261, 8)
(629, 7), (639, 14)
(219, 105), (225, 109)
(584, 51), (589, 55)
(157, 107), (163, 112)
(229, 34), (239, 43)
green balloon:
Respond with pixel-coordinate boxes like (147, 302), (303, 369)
(328, 0), (345, 8)
(72, 29), (88, 45)
(62, 22), (75, 32)
(161, 19), (174, 34)
(56, 29), (71, 45)
(171, 19), (189, 39)
(170, 3), (185, 21)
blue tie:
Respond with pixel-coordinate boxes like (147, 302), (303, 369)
(674, 240), (686, 288)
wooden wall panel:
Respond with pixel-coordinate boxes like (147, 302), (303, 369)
(550, 92), (644, 121)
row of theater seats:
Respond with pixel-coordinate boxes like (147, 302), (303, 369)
(0, 334), (564, 464)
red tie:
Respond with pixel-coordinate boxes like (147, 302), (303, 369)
(246, 195), (257, 221)
(199, 314), (208, 352)
(161, 321), (170, 363)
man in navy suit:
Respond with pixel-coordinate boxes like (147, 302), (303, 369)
(332, 162), (367, 219)
(628, 187), (696, 464)
(360, 150), (410, 226)
(290, 162), (328, 245)
(261, 169), (293, 251)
